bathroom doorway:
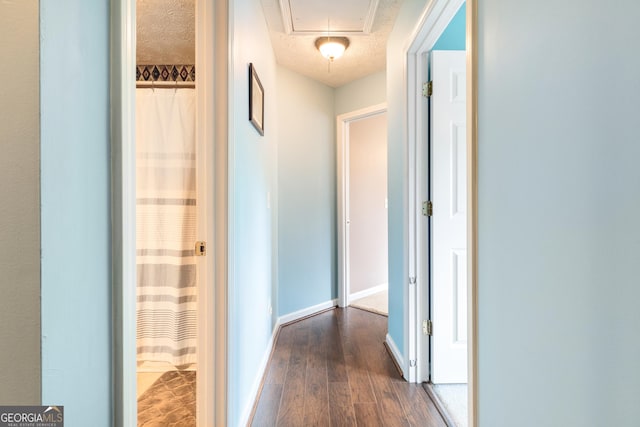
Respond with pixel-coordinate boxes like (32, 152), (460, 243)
(134, 1), (207, 425)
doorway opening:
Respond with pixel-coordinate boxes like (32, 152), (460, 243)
(134, 0), (198, 422)
(337, 104), (388, 316)
(111, 0), (222, 425)
(405, 0), (476, 426)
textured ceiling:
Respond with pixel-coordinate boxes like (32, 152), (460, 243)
(262, 0), (403, 88)
(283, 0), (377, 34)
(136, 0), (401, 87)
(137, 0), (195, 65)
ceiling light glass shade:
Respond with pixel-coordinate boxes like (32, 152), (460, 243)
(315, 37), (350, 61)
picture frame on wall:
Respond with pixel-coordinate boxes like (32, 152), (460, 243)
(249, 63), (264, 136)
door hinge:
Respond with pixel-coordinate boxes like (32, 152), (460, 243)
(423, 319), (433, 336)
(409, 276), (416, 285)
(422, 81), (433, 98)
(422, 200), (433, 217)
(195, 241), (207, 256)
(409, 359), (417, 367)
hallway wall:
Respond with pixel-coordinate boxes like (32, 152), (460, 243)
(334, 70), (386, 115)
(276, 66), (336, 315)
(0, 0), (40, 404)
(230, 0), (279, 423)
(477, 0), (640, 425)
(276, 68), (387, 317)
(387, 0), (430, 360)
(40, 0), (112, 424)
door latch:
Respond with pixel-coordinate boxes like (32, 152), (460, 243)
(195, 241), (206, 256)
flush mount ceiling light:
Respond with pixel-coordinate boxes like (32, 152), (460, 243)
(315, 36), (350, 61)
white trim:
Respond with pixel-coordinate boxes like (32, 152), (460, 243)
(385, 333), (406, 376)
(403, 0), (465, 385)
(336, 103), (387, 308)
(278, 299), (338, 325)
(195, 0), (217, 425)
(213, 1), (230, 426)
(226, 0), (236, 422)
(278, 0), (294, 35)
(110, 0), (137, 425)
(238, 324), (279, 427)
(278, 0), (380, 36)
(466, 1), (478, 425)
(362, 0), (381, 34)
(348, 283), (388, 303)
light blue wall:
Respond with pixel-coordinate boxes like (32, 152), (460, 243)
(432, 2), (466, 50)
(229, 0), (279, 424)
(277, 66), (336, 315)
(40, 1), (112, 425)
(386, 0), (430, 359)
(335, 70), (386, 115)
(477, 0), (640, 425)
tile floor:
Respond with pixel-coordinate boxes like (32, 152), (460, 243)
(137, 370), (196, 427)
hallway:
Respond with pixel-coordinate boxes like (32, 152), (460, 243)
(250, 308), (446, 426)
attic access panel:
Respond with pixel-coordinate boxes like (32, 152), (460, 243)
(280, 0), (379, 35)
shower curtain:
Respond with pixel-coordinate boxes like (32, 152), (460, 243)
(136, 88), (197, 366)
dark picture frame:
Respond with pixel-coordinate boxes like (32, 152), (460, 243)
(249, 63), (264, 136)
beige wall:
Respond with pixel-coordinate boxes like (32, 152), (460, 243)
(349, 113), (388, 294)
(0, 0), (41, 403)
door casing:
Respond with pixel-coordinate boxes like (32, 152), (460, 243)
(336, 103), (388, 308)
(404, 0), (465, 383)
(110, 0), (228, 425)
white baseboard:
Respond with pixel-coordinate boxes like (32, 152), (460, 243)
(239, 299), (338, 426)
(385, 333), (406, 377)
(278, 298), (338, 325)
(239, 323), (279, 427)
(348, 283), (388, 303)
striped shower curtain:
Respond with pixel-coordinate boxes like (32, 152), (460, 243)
(136, 88), (197, 366)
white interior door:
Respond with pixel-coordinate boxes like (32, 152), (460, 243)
(431, 50), (468, 384)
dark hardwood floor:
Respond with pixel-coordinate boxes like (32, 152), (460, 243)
(250, 307), (446, 427)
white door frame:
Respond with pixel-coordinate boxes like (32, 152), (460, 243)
(404, 0), (478, 425)
(336, 103), (388, 308)
(403, 0), (465, 384)
(110, 0), (228, 426)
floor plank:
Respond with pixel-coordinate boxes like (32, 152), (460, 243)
(344, 354), (376, 404)
(265, 327), (294, 385)
(353, 403), (383, 427)
(369, 370), (411, 427)
(276, 327), (309, 426)
(328, 382), (357, 427)
(302, 381), (330, 426)
(251, 384), (283, 427)
(326, 316), (348, 383)
(394, 382), (448, 427)
(250, 308), (446, 427)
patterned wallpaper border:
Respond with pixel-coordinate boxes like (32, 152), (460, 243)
(136, 64), (196, 82)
